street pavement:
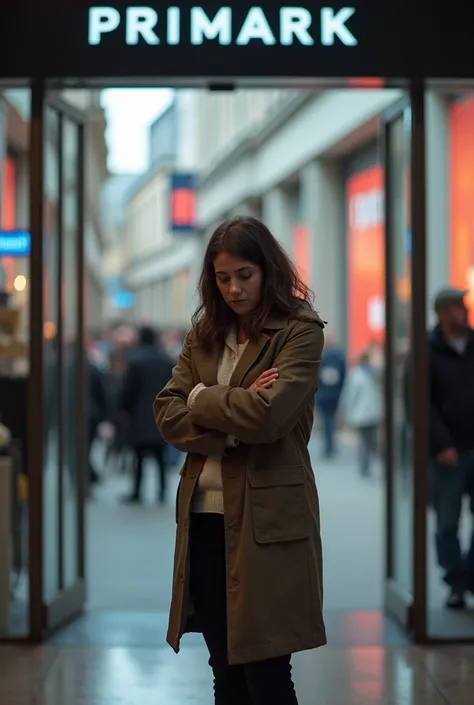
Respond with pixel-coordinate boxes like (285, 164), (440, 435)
(87, 433), (474, 638)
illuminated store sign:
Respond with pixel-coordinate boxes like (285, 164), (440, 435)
(0, 231), (31, 257)
(88, 6), (358, 47)
(170, 173), (196, 233)
(1, 0), (474, 79)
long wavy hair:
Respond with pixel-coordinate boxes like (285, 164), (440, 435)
(192, 216), (315, 351)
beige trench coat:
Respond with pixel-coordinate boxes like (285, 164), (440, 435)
(154, 311), (327, 665)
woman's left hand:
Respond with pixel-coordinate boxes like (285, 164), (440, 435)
(250, 368), (279, 392)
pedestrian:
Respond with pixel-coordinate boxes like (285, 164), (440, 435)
(121, 326), (174, 504)
(429, 287), (474, 609)
(342, 350), (382, 476)
(315, 333), (346, 457)
(154, 215), (326, 705)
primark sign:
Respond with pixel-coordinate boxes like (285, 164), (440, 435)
(88, 6), (358, 47)
(0, 0), (474, 80)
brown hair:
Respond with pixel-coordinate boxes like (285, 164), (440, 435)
(192, 216), (315, 351)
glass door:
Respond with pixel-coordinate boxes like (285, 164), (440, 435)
(29, 83), (86, 637)
(383, 84), (429, 641)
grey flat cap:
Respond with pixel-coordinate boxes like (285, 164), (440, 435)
(434, 286), (468, 311)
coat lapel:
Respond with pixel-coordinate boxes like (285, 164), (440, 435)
(192, 344), (219, 387)
(190, 313), (289, 389)
(230, 333), (270, 388)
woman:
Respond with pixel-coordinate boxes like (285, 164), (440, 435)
(154, 216), (326, 705)
(342, 350), (383, 476)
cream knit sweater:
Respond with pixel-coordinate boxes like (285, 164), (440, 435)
(188, 332), (248, 514)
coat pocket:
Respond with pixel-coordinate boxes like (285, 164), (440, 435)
(248, 466), (309, 544)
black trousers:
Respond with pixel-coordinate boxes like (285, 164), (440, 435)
(133, 444), (166, 501)
(189, 513), (299, 705)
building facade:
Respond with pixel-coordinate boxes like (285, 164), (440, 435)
(101, 173), (137, 323)
(123, 90), (202, 331)
(194, 87), (464, 359)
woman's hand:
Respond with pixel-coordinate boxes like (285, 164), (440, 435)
(250, 368), (279, 392)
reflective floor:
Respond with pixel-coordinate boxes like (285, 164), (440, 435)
(1, 638), (473, 704)
(4, 433), (474, 702)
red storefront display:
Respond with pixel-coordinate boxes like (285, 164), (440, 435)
(1, 156), (17, 291)
(449, 96), (474, 325)
(346, 164), (385, 361)
(292, 223), (310, 288)
(2, 157), (16, 230)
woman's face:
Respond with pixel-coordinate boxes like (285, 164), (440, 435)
(213, 251), (263, 319)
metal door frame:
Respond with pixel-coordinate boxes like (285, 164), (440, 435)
(28, 80), (87, 640)
(382, 82), (429, 643)
(32, 78), (432, 643)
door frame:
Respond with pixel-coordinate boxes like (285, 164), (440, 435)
(25, 78), (433, 644)
(382, 82), (428, 643)
(28, 81), (87, 639)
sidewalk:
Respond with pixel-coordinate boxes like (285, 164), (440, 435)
(87, 435), (384, 612)
(87, 434), (472, 618)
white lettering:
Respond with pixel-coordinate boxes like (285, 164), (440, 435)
(87, 6), (359, 48)
(236, 7), (276, 45)
(191, 7), (232, 45)
(350, 188), (384, 230)
(321, 7), (357, 46)
(167, 6), (181, 44)
(126, 7), (159, 45)
(280, 7), (314, 46)
(88, 7), (120, 45)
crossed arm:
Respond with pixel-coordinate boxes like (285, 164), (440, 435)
(189, 322), (324, 445)
(154, 321), (324, 451)
(153, 334), (229, 456)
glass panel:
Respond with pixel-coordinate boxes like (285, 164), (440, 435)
(0, 87), (31, 636)
(389, 108), (413, 595)
(62, 119), (80, 588)
(43, 107), (61, 603)
(426, 86), (474, 638)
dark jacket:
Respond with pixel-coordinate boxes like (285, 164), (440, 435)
(315, 347), (346, 412)
(45, 345), (109, 432)
(89, 361), (110, 430)
(429, 326), (474, 457)
(121, 344), (174, 447)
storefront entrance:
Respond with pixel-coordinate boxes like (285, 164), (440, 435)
(1, 0), (474, 645)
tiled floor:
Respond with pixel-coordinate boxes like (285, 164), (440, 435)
(1, 639), (474, 704)
(50, 610), (408, 649)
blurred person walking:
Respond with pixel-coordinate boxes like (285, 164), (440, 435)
(106, 326), (137, 474)
(87, 354), (111, 485)
(155, 216), (326, 705)
(315, 333), (346, 457)
(121, 325), (174, 504)
(45, 336), (110, 486)
(342, 350), (383, 477)
(429, 287), (474, 609)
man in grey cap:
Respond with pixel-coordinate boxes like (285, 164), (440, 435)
(429, 286), (474, 609)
